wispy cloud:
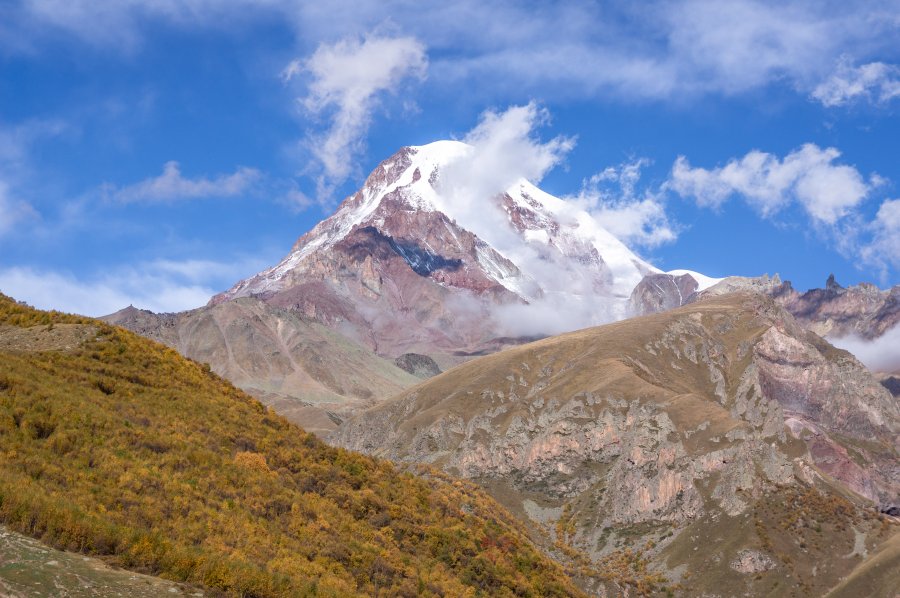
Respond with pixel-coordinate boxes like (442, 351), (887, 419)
(668, 144), (872, 225)
(812, 57), (900, 107)
(440, 102), (574, 212)
(571, 159), (677, 249)
(0, 119), (68, 235)
(104, 161), (261, 203)
(4, 0), (283, 51)
(0, 255), (269, 316)
(285, 32), (427, 201)
(8, 1), (898, 103)
(858, 198), (900, 275)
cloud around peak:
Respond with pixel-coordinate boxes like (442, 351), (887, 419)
(571, 160), (677, 249)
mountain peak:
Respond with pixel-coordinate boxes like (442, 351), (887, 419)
(826, 272), (844, 292)
(210, 141), (663, 350)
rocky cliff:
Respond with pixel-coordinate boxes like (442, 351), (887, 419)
(630, 272), (899, 343)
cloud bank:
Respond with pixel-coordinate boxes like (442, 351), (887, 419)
(830, 325), (900, 374)
(435, 103), (669, 336)
(0, 257), (268, 316)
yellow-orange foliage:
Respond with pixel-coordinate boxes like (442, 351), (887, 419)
(0, 294), (581, 597)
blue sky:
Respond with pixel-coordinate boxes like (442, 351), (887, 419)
(1, 0), (898, 316)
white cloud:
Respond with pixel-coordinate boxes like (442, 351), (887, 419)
(106, 161), (261, 203)
(859, 198), (900, 275)
(830, 325), (900, 374)
(0, 256), (268, 316)
(441, 102), (574, 208)
(668, 144), (871, 224)
(435, 103), (656, 336)
(9, 1), (899, 103)
(287, 33), (427, 199)
(572, 159), (677, 248)
(812, 57), (900, 107)
(668, 145), (900, 281)
(437, 102), (574, 264)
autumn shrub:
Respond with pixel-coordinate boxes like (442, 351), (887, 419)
(0, 293), (580, 597)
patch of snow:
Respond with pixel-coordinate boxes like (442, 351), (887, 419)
(667, 269), (723, 292)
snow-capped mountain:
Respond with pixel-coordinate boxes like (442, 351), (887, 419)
(212, 141), (677, 357)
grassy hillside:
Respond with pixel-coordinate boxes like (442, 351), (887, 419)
(0, 294), (580, 597)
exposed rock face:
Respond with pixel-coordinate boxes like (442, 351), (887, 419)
(773, 275), (900, 340)
(627, 272), (699, 316)
(730, 549), (775, 574)
(393, 353), (442, 378)
(333, 293), (899, 593)
(881, 375), (900, 397)
(630, 272), (900, 346)
(103, 298), (417, 435)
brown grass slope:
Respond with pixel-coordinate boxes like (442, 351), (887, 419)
(0, 293), (581, 597)
(335, 292), (900, 596)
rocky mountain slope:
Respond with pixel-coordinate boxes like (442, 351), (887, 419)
(0, 293), (581, 597)
(103, 297), (418, 435)
(773, 274), (899, 340)
(334, 293), (899, 596)
(108, 140), (704, 431)
(630, 272), (899, 341)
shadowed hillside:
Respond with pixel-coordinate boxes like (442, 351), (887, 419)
(0, 293), (580, 597)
